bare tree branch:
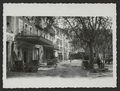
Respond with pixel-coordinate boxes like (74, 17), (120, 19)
(64, 17), (90, 43)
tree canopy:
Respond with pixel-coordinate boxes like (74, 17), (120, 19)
(55, 16), (112, 69)
(25, 16), (113, 69)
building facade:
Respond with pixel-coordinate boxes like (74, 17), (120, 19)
(6, 16), (16, 72)
(6, 16), (56, 72)
(52, 26), (70, 61)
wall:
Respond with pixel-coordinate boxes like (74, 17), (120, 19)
(6, 16), (16, 71)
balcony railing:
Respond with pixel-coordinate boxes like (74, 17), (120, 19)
(19, 29), (54, 42)
(20, 29), (38, 36)
(17, 29), (54, 45)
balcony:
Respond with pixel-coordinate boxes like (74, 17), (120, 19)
(16, 29), (53, 46)
(35, 24), (55, 36)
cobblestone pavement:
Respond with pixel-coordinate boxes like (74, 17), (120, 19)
(7, 59), (113, 78)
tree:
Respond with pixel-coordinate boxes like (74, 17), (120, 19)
(27, 16), (112, 69)
(59, 17), (112, 69)
(25, 16), (55, 31)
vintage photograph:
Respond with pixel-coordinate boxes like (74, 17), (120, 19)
(6, 16), (113, 78)
(3, 4), (116, 88)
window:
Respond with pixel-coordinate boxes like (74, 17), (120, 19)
(60, 47), (62, 51)
(18, 19), (23, 33)
(57, 30), (59, 36)
(38, 29), (42, 36)
(53, 36), (55, 41)
(50, 36), (52, 41)
(24, 23), (28, 31)
(34, 28), (38, 36)
(44, 33), (47, 39)
(26, 25), (29, 35)
(29, 26), (32, 35)
(51, 36), (52, 41)
(6, 16), (13, 33)
(60, 40), (62, 46)
(59, 31), (61, 37)
(36, 29), (38, 36)
(42, 32), (45, 37)
(45, 34), (48, 39)
(34, 48), (39, 60)
(48, 34), (50, 39)
(7, 16), (11, 28)
(35, 28), (38, 36)
(49, 36), (51, 41)
(56, 39), (59, 45)
(52, 36), (53, 41)
(24, 23), (29, 35)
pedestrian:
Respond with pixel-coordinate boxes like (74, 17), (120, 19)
(54, 57), (58, 68)
(97, 57), (102, 69)
(17, 51), (24, 71)
(12, 51), (18, 71)
(69, 53), (72, 63)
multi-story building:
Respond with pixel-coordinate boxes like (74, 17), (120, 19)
(6, 16), (16, 72)
(52, 26), (63, 61)
(52, 26), (70, 61)
(62, 34), (70, 60)
(6, 16), (57, 72)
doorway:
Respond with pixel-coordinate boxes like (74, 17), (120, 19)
(23, 50), (28, 64)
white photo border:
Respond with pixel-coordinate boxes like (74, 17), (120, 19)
(3, 3), (117, 88)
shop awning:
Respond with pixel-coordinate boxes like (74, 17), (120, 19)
(15, 35), (53, 46)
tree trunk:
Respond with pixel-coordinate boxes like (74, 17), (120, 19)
(102, 48), (105, 68)
(88, 43), (94, 69)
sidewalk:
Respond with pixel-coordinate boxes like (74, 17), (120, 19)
(88, 64), (113, 78)
(60, 59), (83, 66)
(7, 60), (113, 78)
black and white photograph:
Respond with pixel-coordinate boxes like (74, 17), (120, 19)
(3, 4), (116, 88)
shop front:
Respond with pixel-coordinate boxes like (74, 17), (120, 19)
(14, 35), (56, 72)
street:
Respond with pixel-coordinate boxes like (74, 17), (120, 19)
(7, 59), (113, 78)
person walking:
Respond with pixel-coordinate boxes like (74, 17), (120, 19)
(69, 53), (72, 63)
(97, 57), (102, 69)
